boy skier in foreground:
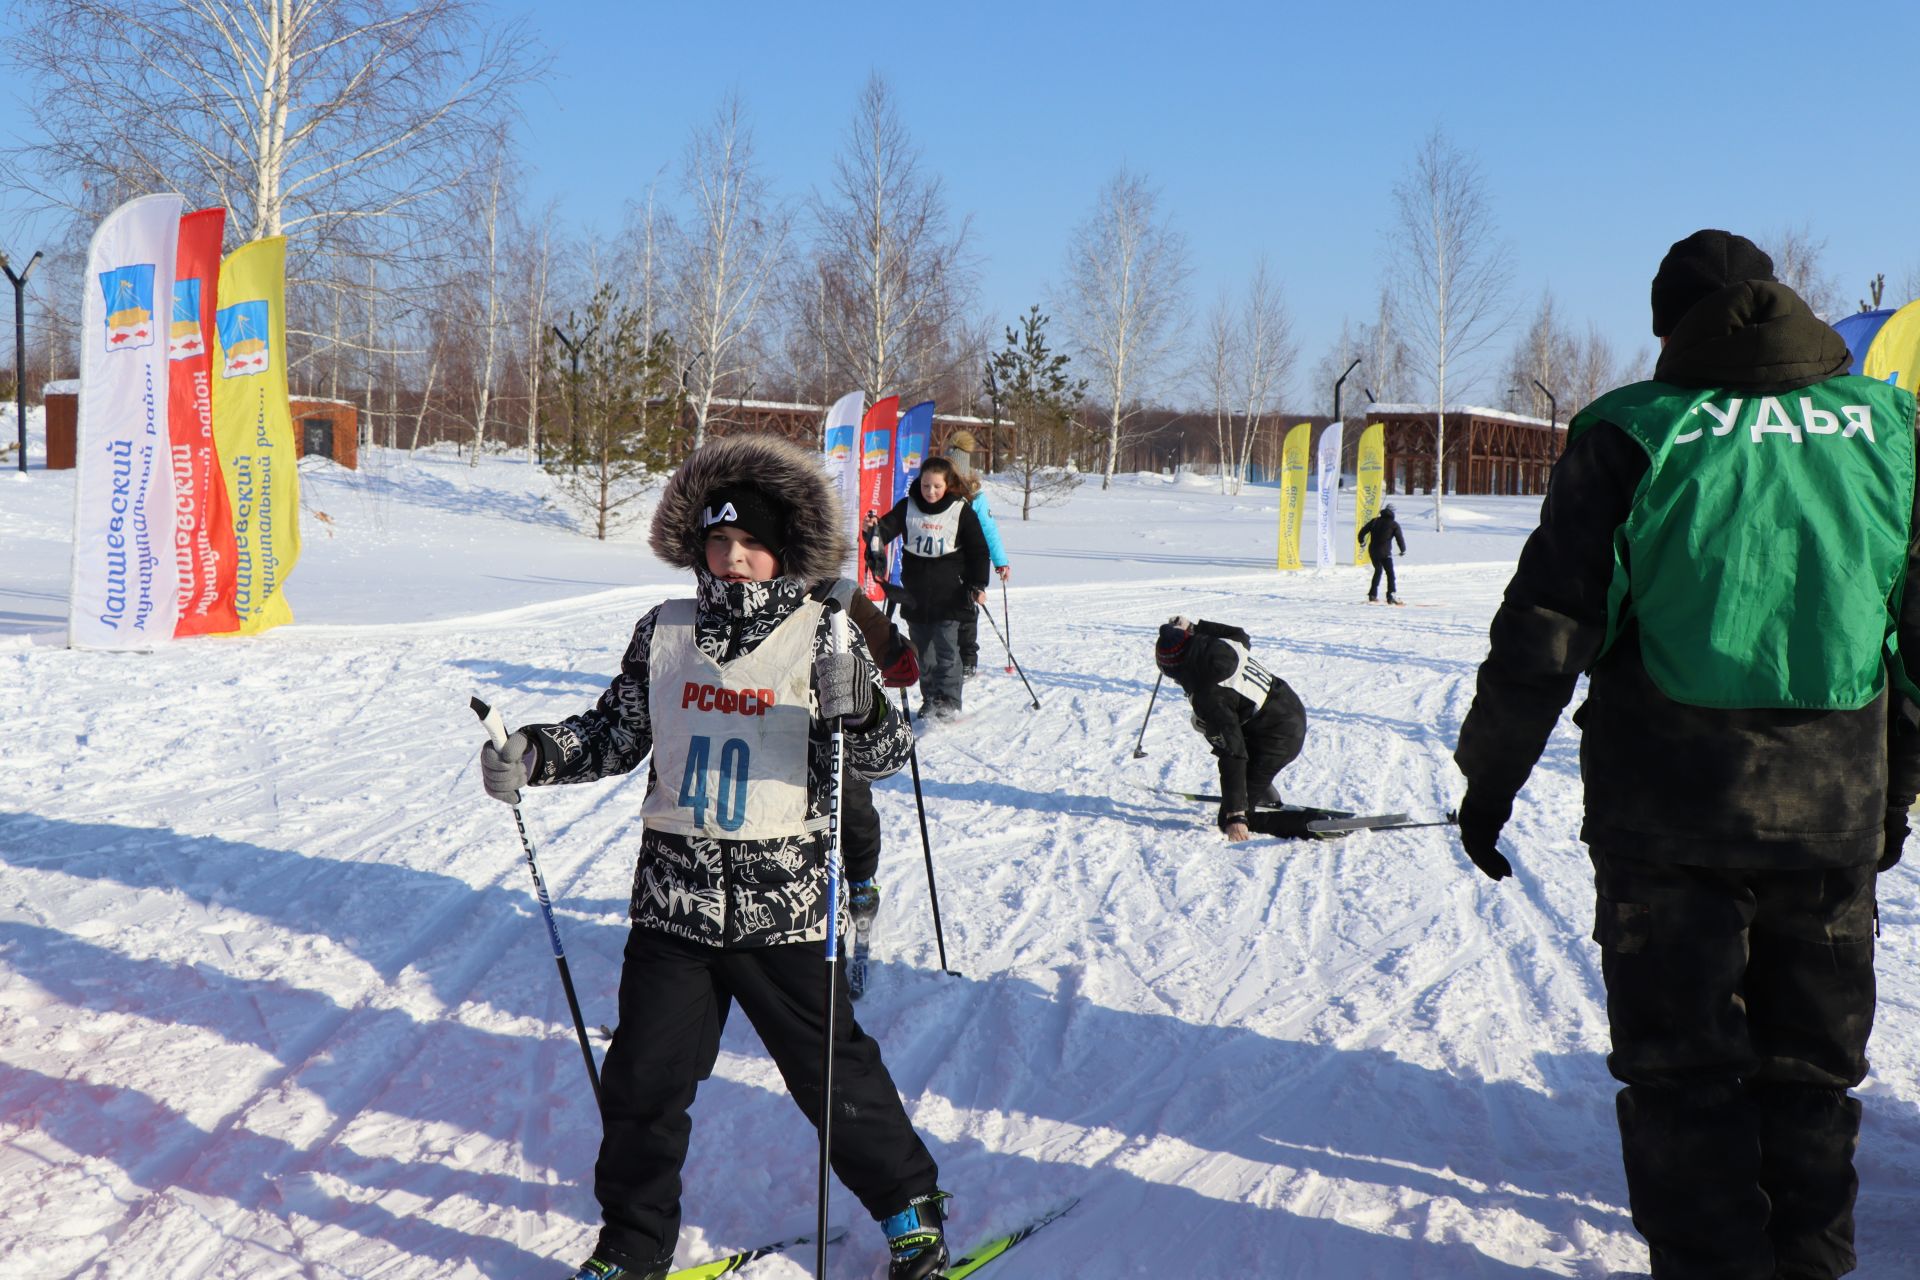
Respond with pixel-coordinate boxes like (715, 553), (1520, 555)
(480, 434), (950, 1280)
(1155, 617), (1312, 840)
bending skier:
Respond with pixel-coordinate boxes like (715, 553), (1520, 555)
(479, 434), (951, 1280)
(1155, 616), (1310, 841)
(1358, 503), (1406, 604)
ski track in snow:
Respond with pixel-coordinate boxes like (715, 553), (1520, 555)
(5, 454), (1920, 1277)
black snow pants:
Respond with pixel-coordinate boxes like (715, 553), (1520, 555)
(1590, 848), (1876, 1280)
(842, 770), (882, 885)
(958, 605), (980, 670)
(1367, 556), (1397, 599)
(591, 927), (940, 1270)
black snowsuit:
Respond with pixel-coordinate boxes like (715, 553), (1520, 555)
(1454, 280), (1920, 1280)
(1164, 621), (1309, 836)
(1357, 511), (1405, 600)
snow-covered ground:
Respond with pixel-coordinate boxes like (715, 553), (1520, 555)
(5, 432), (1920, 1278)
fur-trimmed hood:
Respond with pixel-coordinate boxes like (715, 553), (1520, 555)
(650, 433), (849, 582)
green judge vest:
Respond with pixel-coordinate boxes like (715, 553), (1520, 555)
(1568, 375), (1916, 709)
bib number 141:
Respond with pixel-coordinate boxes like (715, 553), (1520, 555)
(679, 735), (750, 831)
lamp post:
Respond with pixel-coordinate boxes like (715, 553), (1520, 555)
(1331, 357), (1361, 427)
(1, 248), (43, 474)
(1532, 378), (1560, 458)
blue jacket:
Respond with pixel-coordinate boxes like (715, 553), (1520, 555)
(971, 492), (1008, 569)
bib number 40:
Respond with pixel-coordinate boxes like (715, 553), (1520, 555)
(679, 735), (750, 831)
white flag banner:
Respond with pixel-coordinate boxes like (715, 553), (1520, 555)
(821, 389), (864, 561)
(1315, 421), (1344, 569)
(69, 193), (186, 649)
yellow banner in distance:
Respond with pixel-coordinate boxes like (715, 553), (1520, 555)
(210, 237), (301, 634)
(1276, 422), (1311, 571)
(1354, 422), (1384, 565)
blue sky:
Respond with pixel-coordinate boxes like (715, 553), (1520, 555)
(6, 0), (1919, 408)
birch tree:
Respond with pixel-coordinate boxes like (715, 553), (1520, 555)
(1388, 128), (1512, 530)
(1228, 260), (1294, 494)
(464, 141), (510, 464)
(1203, 292), (1237, 493)
(805, 73), (973, 405)
(9, 0), (536, 242)
(671, 96), (788, 450)
(1058, 168), (1191, 489)
(1764, 222), (1841, 320)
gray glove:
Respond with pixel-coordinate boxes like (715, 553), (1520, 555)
(813, 652), (877, 724)
(481, 730), (535, 804)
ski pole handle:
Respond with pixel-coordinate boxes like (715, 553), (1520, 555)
(472, 696), (510, 751)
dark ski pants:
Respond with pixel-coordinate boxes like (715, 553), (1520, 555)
(1367, 556), (1397, 599)
(592, 927), (940, 1270)
(1589, 848), (1876, 1280)
(842, 770), (881, 885)
(908, 617), (963, 711)
(958, 606), (979, 669)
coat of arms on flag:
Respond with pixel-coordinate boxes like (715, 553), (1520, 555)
(100, 265), (158, 351)
(216, 299), (270, 378)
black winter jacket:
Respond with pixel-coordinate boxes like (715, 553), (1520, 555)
(871, 490), (990, 623)
(1357, 513), (1405, 563)
(1165, 622), (1308, 820)
(1454, 280), (1920, 867)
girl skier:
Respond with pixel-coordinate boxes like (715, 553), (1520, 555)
(864, 456), (990, 719)
(480, 434), (950, 1280)
(953, 468), (1012, 680)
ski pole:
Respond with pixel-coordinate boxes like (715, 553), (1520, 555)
(1000, 577), (1014, 674)
(897, 688), (959, 977)
(996, 578), (1016, 674)
(885, 598), (959, 977)
(978, 604), (1040, 709)
(470, 697), (602, 1109)
(1132, 672), (1163, 759)
(817, 603), (849, 1280)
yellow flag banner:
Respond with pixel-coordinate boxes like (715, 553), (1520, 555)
(210, 237), (300, 635)
(1276, 422), (1311, 571)
(1354, 422), (1385, 565)
(1863, 299), (1920, 391)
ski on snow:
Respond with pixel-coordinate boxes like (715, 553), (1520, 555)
(665, 1225), (845, 1278)
(944, 1199), (1079, 1278)
(1305, 811), (1458, 835)
(1147, 786), (1355, 818)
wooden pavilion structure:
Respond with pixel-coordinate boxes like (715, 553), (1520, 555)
(1363, 403), (1564, 496)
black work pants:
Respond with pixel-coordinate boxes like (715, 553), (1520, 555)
(1367, 557), (1397, 598)
(1590, 849), (1876, 1280)
(592, 927), (939, 1270)
(842, 770), (881, 885)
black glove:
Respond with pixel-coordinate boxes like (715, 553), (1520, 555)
(865, 535), (889, 582)
(813, 652), (877, 725)
(1883, 806), (1910, 873)
(1457, 790), (1513, 881)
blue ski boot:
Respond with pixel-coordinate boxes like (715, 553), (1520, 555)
(849, 878), (881, 923)
(884, 1192), (951, 1280)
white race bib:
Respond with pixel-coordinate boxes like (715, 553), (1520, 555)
(642, 598), (823, 840)
(905, 499), (964, 559)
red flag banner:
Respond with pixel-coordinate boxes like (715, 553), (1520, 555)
(856, 395), (898, 602)
(170, 207), (239, 636)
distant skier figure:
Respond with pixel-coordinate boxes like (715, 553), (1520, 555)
(1155, 617), (1311, 841)
(1358, 503), (1407, 604)
(865, 456), (990, 719)
(478, 434), (951, 1280)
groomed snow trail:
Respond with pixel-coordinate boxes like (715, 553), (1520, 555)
(5, 467), (1920, 1277)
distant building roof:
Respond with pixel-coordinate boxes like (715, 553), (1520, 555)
(1365, 402), (1558, 428)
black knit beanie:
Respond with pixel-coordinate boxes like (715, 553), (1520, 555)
(1650, 230), (1776, 338)
(1155, 620), (1193, 674)
(700, 484), (788, 560)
